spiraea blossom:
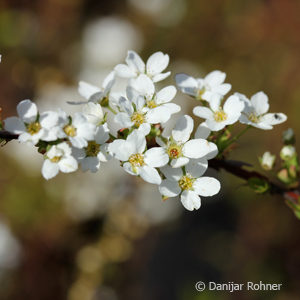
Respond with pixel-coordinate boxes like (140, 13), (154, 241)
(5, 100), (61, 145)
(108, 130), (168, 184)
(237, 92), (287, 130)
(159, 163), (221, 211)
(42, 142), (78, 180)
(115, 50), (170, 82)
(175, 71), (231, 102)
(193, 94), (245, 131)
(156, 115), (214, 168)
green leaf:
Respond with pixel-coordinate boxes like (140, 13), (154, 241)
(248, 177), (270, 194)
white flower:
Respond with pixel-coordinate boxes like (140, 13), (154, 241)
(114, 87), (172, 134)
(4, 100), (62, 145)
(159, 163), (221, 211)
(108, 130), (168, 184)
(73, 124), (111, 172)
(58, 111), (96, 148)
(260, 151), (276, 170)
(193, 95), (244, 131)
(156, 115), (213, 168)
(82, 102), (104, 125)
(114, 50), (170, 82)
(175, 71), (231, 102)
(237, 92), (287, 130)
(280, 145), (296, 160)
(129, 74), (180, 122)
(42, 142), (78, 180)
(73, 71), (115, 106)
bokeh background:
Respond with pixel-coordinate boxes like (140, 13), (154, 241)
(0, 0), (300, 299)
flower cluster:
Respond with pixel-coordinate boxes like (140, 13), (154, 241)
(3, 51), (288, 211)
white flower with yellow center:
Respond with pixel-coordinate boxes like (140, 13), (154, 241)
(114, 50), (170, 82)
(175, 71), (231, 102)
(58, 112), (96, 148)
(193, 94), (244, 131)
(159, 163), (221, 211)
(236, 92), (287, 130)
(108, 130), (169, 184)
(41, 142), (78, 180)
(156, 115), (213, 168)
(72, 123), (111, 173)
(129, 74), (180, 122)
(4, 100), (62, 145)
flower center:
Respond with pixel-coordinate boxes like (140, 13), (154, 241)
(129, 153), (145, 167)
(85, 141), (100, 157)
(50, 156), (61, 163)
(196, 88), (205, 100)
(100, 96), (109, 107)
(167, 143), (182, 159)
(64, 125), (77, 137)
(146, 100), (157, 109)
(248, 113), (259, 123)
(214, 109), (227, 122)
(27, 122), (41, 135)
(131, 112), (145, 127)
(178, 175), (195, 191)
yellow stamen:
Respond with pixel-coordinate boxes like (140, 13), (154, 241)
(85, 141), (100, 157)
(178, 175), (195, 190)
(196, 88), (205, 100)
(214, 109), (227, 122)
(248, 113), (259, 123)
(147, 100), (157, 109)
(64, 125), (77, 137)
(27, 122), (41, 135)
(167, 144), (182, 159)
(100, 96), (109, 107)
(131, 112), (145, 127)
(50, 156), (61, 163)
(129, 153), (145, 167)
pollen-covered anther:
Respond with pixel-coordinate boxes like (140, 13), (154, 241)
(178, 175), (195, 190)
(50, 156), (61, 163)
(248, 113), (259, 123)
(214, 109), (227, 122)
(167, 144), (182, 159)
(131, 112), (145, 127)
(147, 100), (157, 108)
(196, 88), (205, 100)
(129, 153), (145, 167)
(27, 122), (41, 135)
(64, 125), (77, 137)
(85, 141), (100, 157)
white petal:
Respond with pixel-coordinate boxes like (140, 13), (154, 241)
(205, 120), (226, 131)
(214, 83), (231, 95)
(69, 136), (87, 149)
(123, 162), (138, 176)
(186, 158), (208, 177)
(152, 72), (171, 82)
(137, 123), (151, 135)
(130, 74), (154, 99)
(175, 73), (198, 96)
(193, 177), (221, 196)
(114, 63), (136, 78)
(144, 147), (169, 167)
(193, 106), (214, 120)
(195, 123), (211, 139)
(139, 165), (161, 185)
(251, 92), (269, 115)
(156, 86), (177, 104)
(78, 81), (100, 100)
(146, 106), (171, 124)
(205, 142), (218, 159)
(162, 103), (181, 114)
(40, 111), (59, 129)
(159, 179), (181, 197)
(108, 139), (133, 161)
(4, 117), (26, 134)
(102, 71), (115, 92)
(59, 156), (78, 173)
(82, 102), (104, 125)
(17, 99), (38, 123)
(77, 123), (96, 141)
(182, 139), (211, 159)
(127, 130), (146, 153)
(114, 112), (133, 128)
(223, 95), (244, 116)
(172, 115), (194, 143)
(180, 190), (201, 211)
(160, 164), (183, 180)
(146, 52), (169, 76)
(126, 50), (145, 74)
(209, 94), (222, 112)
(42, 160), (59, 180)
(260, 113), (287, 126)
(170, 156), (190, 168)
(80, 157), (100, 173)
(204, 70), (226, 87)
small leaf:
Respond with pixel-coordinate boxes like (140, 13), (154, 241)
(248, 177), (270, 194)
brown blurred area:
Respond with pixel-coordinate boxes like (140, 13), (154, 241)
(0, 0), (300, 300)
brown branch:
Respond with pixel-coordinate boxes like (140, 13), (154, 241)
(0, 130), (19, 141)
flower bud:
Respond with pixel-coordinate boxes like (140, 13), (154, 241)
(282, 128), (295, 145)
(259, 151), (276, 170)
(280, 145), (296, 160)
(277, 168), (290, 184)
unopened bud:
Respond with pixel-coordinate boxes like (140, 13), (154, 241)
(277, 168), (289, 183)
(282, 128), (295, 145)
(259, 152), (276, 170)
(280, 145), (296, 160)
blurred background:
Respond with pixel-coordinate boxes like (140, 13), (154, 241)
(0, 0), (300, 299)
